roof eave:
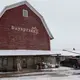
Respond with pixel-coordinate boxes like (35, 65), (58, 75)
(50, 36), (54, 40)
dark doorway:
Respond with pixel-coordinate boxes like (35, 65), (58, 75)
(22, 58), (27, 68)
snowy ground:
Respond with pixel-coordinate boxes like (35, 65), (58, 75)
(0, 75), (80, 80)
(0, 67), (80, 80)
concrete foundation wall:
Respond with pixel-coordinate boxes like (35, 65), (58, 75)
(44, 56), (56, 64)
(7, 57), (13, 71)
(0, 57), (14, 71)
(0, 56), (56, 71)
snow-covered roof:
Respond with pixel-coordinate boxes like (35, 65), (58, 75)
(0, 50), (59, 56)
(0, 1), (53, 39)
(0, 50), (79, 56)
(62, 49), (80, 55)
(60, 51), (79, 56)
(53, 50), (80, 56)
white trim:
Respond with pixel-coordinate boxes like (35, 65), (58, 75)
(23, 9), (28, 17)
(0, 50), (58, 56)
(0, 1), (53, 39)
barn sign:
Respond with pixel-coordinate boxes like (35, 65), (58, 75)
(11, 25), (39, 34)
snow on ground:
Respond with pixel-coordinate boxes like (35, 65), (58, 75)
(0, 67), (80, 80)
(0, 75), (80, 80)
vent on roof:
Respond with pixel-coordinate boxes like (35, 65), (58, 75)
(23, 9), (28, 17)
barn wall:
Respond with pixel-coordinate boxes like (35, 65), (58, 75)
(0, 4), (50, 50)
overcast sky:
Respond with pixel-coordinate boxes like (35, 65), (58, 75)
(0, 0), (80, 50)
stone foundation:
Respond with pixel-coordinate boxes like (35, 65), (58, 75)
(0, 56), (56, 71)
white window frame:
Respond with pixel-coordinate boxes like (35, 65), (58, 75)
(23, 9), (28, 17)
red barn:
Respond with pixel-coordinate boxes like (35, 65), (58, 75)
(0, 1), (54, 71)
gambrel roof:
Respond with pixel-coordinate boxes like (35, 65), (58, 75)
(0, 1), (54, 39)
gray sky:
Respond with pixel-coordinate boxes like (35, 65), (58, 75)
(0, 0), (80, 50)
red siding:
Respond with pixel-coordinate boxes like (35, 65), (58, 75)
(0, 4), (50, 50)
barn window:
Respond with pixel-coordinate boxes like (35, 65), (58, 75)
(23, 9), (28, 17)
